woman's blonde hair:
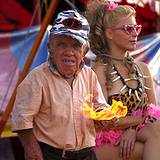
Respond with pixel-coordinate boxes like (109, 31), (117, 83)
(86, 1), (136, 87)
(86, 1), (136, 61)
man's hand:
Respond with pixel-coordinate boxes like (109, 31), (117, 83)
(17, 129), (43, 160)
(24, 143), (43, 160)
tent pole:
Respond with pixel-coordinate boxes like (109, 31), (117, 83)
(0, 0), (58, 136)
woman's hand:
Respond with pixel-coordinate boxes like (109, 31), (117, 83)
(119, 128), (136, 160)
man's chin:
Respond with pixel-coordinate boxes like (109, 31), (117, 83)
(61, 73), (75, 79)
(58, 66), (80, 78)
(60, 70), (77, 79)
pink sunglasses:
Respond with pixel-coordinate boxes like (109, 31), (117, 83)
(112, 24), (142, 35)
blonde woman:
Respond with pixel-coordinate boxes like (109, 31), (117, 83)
(86, 1), (160, 160)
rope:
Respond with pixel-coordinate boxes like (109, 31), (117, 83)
(99, 53), (147, 79)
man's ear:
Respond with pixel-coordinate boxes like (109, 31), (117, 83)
(47, 42), (50, 50)
(83, 41), (90, 56)
(83, 46), (90, 56)
(47, 35), (54, 51)
(105, 28), (113, 40)
(47, 42), (54, 58)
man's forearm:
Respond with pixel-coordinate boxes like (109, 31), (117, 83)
(17, 129), (43, 160)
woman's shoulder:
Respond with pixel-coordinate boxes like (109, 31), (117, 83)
(135, 60), (148, 67)
(135, 60), (150, 75)
(92, 61), (106, 73)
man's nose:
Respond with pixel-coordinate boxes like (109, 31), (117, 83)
(65, 46), (75, 55)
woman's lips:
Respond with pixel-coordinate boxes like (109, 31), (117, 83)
(129, 40), (137, 45)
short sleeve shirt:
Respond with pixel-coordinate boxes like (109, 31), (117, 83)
(11, 62), (107, 150)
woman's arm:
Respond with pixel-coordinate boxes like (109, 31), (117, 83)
(113, 116), (144, 129)
(137, 61), (157, 105)
(99, 115), (144, 130)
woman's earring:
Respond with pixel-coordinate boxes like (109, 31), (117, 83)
(105, 29), (113, 39)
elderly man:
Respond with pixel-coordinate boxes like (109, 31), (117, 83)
(11, 10), (108, 160)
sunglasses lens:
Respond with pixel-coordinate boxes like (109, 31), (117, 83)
(125, 25), (142, 34)
(112, 24), (142, 35)
(135, 25), (142, 34)
(125, 25), (134, 34)
(62, 18), (82, 30)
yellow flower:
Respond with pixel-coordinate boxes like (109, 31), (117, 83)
(80, 99), (128, 120)
(111, 99), (128, 118)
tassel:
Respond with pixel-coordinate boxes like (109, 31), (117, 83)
(112, 76), (121, 82)
(110, 71), (117, 75)
(129, 88), (132, 95)
(135, 90), (141, 101)
(120, 85), (127, 93)
(144, 86), (151, 90)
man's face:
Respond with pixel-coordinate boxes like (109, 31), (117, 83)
(48, 35), (85, 79)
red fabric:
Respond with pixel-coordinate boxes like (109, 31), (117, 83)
(82, 0), (157, 36)
(136, 4), (157, 35)
(0, 0), (32, 31)
(80, 0), (90, 5)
